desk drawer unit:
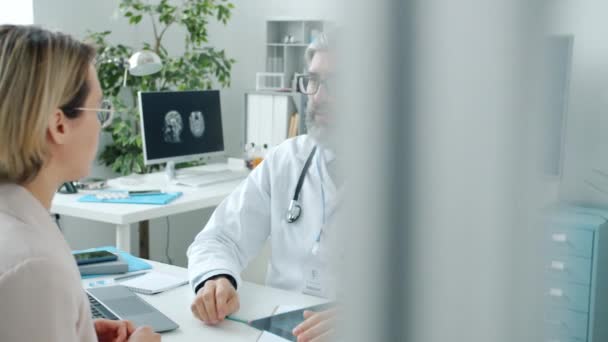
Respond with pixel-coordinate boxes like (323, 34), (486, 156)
(545, 227), (594, 259)
(545, 336), (584, 342)
(545, 254), (592, 286)
(544, 309), (588, 340)
(544, 206), (608, 342)
(545, 281), (591, 313)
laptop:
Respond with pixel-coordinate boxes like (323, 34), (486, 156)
(86, 285), (179, 333)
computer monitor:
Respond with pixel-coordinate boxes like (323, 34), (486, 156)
(138, 90), (225, 166)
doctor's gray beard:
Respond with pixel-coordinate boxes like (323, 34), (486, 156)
(305, 104), (338, 152)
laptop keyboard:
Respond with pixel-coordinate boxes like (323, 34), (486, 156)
(88, 293), (119, 320)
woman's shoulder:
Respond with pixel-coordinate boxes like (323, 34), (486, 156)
(0, 254), (83, 336)
(0, 213), (66, 278)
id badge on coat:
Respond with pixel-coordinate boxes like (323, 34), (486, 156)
(303, 256), (328, 298)
(302, 233), (337, 299)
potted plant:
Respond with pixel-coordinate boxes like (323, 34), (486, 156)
(88, 0), (236, 175)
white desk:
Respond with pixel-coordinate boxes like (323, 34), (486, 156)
(82, 260), (327, 341)
(52, 164), (247, 257)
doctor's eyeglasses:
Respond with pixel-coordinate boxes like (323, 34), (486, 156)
(296, 74), (332, 95)
(74, 99), (115, 128)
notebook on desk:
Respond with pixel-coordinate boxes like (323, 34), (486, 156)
(118, 271), (188, 294)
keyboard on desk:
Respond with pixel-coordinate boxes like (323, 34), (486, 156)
(88, 293), (118, 320)
(175, 170), (246, 187)
(86, 285), (179, 332)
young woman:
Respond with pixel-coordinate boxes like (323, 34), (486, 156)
(0, 25), (160, 342)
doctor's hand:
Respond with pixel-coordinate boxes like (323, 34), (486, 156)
(292, 309), (336, 342)
(94, 319), (135, 342)
(191, 276), (240, 325)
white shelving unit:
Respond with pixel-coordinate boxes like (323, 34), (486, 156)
(265, 19), (326, 90)
(246, 19), (327, 149)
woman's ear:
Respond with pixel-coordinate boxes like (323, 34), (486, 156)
(47, 109), (69, 145)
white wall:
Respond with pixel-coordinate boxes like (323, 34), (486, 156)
(547, 1), (608, 206)
(508, 0), (608, 209)
(0, 0), (33, 24)
(33, 0), (336, 281)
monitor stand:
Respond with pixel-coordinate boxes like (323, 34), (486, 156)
(165, 161), (177, 181)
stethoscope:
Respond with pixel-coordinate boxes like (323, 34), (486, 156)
(286, 145), (333, 256)
(286, 146), (318, 224)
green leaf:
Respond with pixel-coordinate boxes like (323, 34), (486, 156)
(130, 14), (143, 24)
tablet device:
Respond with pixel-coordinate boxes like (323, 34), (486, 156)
(249, 303), (335, 341)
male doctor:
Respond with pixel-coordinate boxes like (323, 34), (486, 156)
(188, 33), (338, 341)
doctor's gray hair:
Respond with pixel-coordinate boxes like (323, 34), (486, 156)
(305, 32), (330, 66)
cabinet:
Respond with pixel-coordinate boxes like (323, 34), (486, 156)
(245, 19), (329, 150)
(544, 206), (608, 342)
(245, 91), (295, 148)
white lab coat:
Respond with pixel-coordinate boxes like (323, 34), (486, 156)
(187, 135), (338, 295)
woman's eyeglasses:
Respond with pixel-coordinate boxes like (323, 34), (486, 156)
(74, 99), (114, 128)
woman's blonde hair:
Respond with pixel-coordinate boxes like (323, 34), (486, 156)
(0, 25), (95, 183)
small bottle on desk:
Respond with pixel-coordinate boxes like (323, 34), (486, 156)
(251, 144), (264, 169)
(245, 142), (255, 170)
